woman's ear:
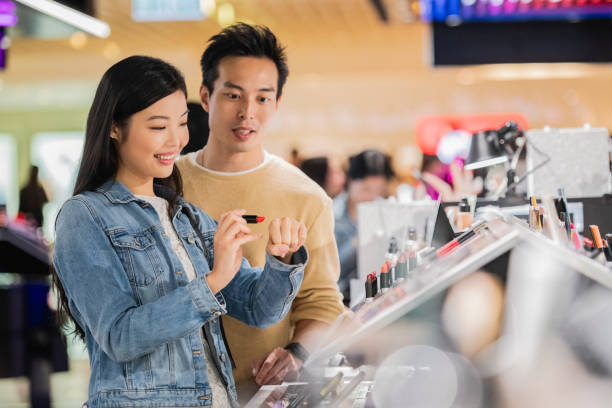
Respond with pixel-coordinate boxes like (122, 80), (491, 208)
(110, 123), (121, 142)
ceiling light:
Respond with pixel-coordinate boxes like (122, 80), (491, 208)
(16, 0), (110, 38)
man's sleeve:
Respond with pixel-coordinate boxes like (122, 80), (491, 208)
(290, 198), (344, 325)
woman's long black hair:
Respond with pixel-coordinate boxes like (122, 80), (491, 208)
(52, 56), (187, 342)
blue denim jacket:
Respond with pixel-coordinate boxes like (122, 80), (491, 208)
(52, 179), (307, 407)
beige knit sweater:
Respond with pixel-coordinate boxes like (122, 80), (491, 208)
(176, 152), (344, 395)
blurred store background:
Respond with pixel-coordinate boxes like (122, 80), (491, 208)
(1, 0), (612, 407)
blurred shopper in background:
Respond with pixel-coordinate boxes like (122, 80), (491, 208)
(334, 149), (394, 304)
(300, 156), (346, 199)
(415, 154), (483, 202)
(289, 147), (302, 167)
(18, 165), (48, 227)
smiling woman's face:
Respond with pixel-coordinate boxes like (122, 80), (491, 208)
(113, 90), (189, 194)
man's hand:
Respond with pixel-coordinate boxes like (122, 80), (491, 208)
(251, 347), (303, 385)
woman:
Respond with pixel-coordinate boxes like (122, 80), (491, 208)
(52, 56), (308, 408)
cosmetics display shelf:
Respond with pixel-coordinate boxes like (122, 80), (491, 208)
(0, 224), (49, 266)
(511, 219), (612, 290)
(247, 214), (612, 407)
(307, 217), (521, 367)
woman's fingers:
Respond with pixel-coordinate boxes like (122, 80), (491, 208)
(217, 209), (246, 234)
(298, 223), (307, 248)
(267, 243), (290, 258)
(234, 233), (263, 248)
(280, 217), (292, 246)
(266, 217), (307, 258)
(269, 218), (282, 246)
(222, 219), (251, 242)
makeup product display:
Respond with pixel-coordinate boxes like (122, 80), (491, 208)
(354, 200), (437, 306)
(248, 188), (612, 408)
(456, 197), (473, 231)
(0, 221), (69, 407)
(297, 216), (521, 375)
(529, 196), (540, 230)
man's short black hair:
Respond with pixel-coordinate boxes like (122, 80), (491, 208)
(200, 23), (289, 100)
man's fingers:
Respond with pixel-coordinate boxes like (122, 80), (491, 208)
(252, 356), (266, 376)
(254, 349), (280, 385)
(262, 363), (290, 385)
(259, 351), (292, 385)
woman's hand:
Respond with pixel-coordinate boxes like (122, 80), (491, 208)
(421, 161), (483, 202)
(207, 210), (262, 294)
(266, 217), (307, 264)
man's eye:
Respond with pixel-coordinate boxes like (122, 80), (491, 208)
(150, 127), (165, 130)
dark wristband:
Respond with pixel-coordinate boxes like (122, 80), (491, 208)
(284, 342), (309, 362)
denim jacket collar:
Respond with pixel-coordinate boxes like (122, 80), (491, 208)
(95, 179), (186, 213)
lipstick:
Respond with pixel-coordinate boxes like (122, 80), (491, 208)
(396, 254), (407, 282)
(431, 220), (486, 259)
(380, 263), (391, 293)
(588, 225), (607, 261)
(405, 227), (418, 277)
(571, 230), (582, 250)
(385, 237), (399, 282)
(529, 196), (539, 230)
(436, 228), (475, 258)
(371, 272), (378, 298)
(560, 212), (571, 240)
(242, 215), (265, 224)
(365, 272), (377, 302)
(590, 225), (604, 249)
(605, 234), (612, 262)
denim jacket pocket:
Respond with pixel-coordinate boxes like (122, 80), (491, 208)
(108, 228), (161, 287)
(188, 230), (215, 268)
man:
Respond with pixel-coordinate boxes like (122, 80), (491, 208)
(177, 23), (344, 401)
(334, 149), (394, 304)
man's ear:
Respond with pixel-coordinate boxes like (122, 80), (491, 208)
(275, 95), (282, 112)
(200, 85), (211, 113)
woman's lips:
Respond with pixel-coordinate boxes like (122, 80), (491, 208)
(154, 153), (176, 165)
